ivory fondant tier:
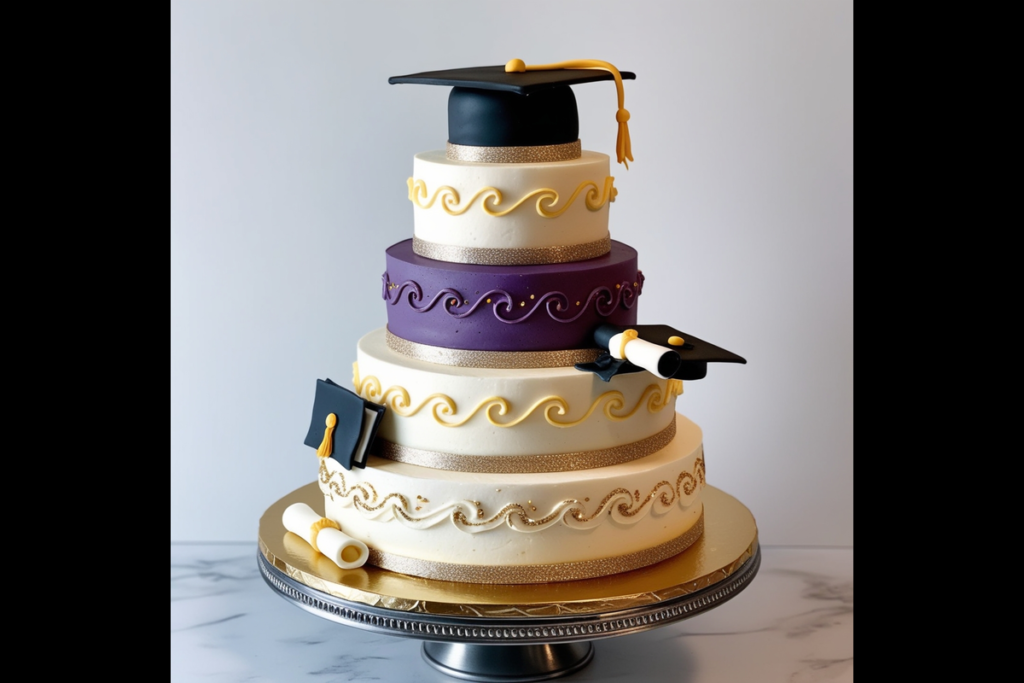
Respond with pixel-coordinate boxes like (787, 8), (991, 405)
(319, 412), (706, 583)
(355, 328), (680, 468)
(409, 150), (613, 264)
(383, 239), (641, 352)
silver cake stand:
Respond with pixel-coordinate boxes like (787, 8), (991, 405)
(259, 482), (760, 682)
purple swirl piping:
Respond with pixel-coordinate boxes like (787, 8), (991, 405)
(382, 271), (644, 325)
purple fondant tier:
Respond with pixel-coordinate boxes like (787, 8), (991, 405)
(383, 239), (642, 352)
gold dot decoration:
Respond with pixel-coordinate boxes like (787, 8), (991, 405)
(668, 336), (685, 346)
(520, 301), (525, 307)
(530, 294), (535, 300)
(576, 301), (581, 306)
(486, 298), (492, 303)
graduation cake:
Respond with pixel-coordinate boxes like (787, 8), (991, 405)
(301, 60), (745, 584)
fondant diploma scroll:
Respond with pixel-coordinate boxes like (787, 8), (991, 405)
(607, 329), (681, 379)
(282, 502), (369, 569)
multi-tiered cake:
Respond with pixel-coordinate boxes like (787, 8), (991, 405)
(306, 61), (744, 584)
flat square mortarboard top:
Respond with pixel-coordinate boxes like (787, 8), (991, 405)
(387, 65), (636, 94)
(304, 378), (386, 470)
(389, 60), (635, 164)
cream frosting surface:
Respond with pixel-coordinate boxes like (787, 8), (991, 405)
(410, 150), (613, 253)
(353, 328), (680, 458)
(321, 412), (705, 568)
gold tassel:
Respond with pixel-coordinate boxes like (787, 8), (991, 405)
(506, 58), (634, 168)
(316, 413), (337, 458)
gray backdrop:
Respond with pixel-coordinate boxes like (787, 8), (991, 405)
(171, 0), (853, 546)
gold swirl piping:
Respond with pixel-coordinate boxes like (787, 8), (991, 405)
(364, 516), (704, 584)
(407, 177), (616, 218)
(317, 454), (705, 534)
(352, 362), (681, 428)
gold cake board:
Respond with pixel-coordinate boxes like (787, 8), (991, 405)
(258, 482), (759, 681)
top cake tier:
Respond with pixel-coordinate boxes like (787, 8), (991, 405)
(408, 150), (615, 266)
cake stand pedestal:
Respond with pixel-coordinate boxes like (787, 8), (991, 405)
(258, 482), (759, 682)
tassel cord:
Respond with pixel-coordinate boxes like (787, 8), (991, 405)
(506, 58), (633, 168)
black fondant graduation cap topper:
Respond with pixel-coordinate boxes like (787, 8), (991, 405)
(304, 379), (386, 470)
(576, 324), (747, 382)
(389, 59), (635, 166)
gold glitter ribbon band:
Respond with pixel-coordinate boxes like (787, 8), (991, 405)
(365, 511), (703, 584)
(371, 417), (677, 473)
(446, 139), (582, 164)
(412, 235), (611, 266)
(385, 329), (601, 369)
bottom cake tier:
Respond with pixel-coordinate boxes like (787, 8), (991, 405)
(318, 413), (706, 584)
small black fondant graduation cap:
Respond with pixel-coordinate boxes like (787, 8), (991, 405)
(390, 60), (635, 165)
(576, 324), (747, 382)
(304, 379), (386, 470)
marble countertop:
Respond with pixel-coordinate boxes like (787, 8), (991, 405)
(171, 545), (852, 682)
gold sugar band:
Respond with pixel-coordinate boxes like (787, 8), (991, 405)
(446, 139), (582, 163)
(309, 517), (340, 554)
(371, 417), (677, 473)
(365, 511), (703, 584)
(385, 329), (601, 369)
(412, 235), (611, 266)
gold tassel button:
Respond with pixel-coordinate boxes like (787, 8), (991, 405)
(316, 413), (338, 459)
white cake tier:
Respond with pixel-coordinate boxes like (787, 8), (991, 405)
(353, 328), (681, 469)
(320, 413), (705, 583)
(409, 150), (614, 262)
